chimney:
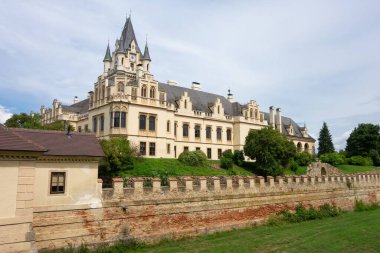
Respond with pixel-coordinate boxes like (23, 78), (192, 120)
(269, 106), (275, 128)
(73, 96), (79, 104)
(191, 82), (201, 91)
(227, 89), (234, 102)
(167, 80), (177, 86)
(276, 108), (282, 133)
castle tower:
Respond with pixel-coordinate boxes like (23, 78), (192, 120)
(141, 41), (151, 72)
(103, 42), (112, 73)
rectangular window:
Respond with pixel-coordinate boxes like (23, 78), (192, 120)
(184, 146), (189, 152)
(149, 142), (156, 156)
(206, 126), (211, 139)
(167, 121), (170, 132)
(217, 127), (222, 140)
(167, 144), (170, 154)
(227, 128), (232, 141)
(207, 148), (212, 159)
(139, 114), (146, 130)
(174, 122), (177, 136)
(132, 88), (137, 100)
(196, 147), (201, 151)
(140, 142), (146, 155)
(110, 112), (113, 128)
(100, 115), (104, 131)
(218, 149), (222, 159)
(85, 124), (88, 132)
(121, 112), (126, 128)
(50, 172), (65, 194)
(78, 126), (82, 132)
(93, 116), (97, 132)
(114, 111), (120, 128)
(149, 115), (156, 131)
(183, 123), (189, 137)
(195, 125), (200, 138)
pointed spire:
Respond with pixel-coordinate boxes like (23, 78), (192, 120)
(103, 42), (112, 62)
(118, 16), (140, 52)
(142, 37), (151, 61)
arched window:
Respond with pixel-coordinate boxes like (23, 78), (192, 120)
(141, 85), (147, 97)
(147, 63), (150, 72)
(150, 87), (155, 99)
(297, 142), (302, 152)
(304, 143), (309, 152)
(117, 83), (124, 92)
(184, 99), (187, 109)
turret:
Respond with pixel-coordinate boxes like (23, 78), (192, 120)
(142, 41), (151, 72)
(103, 43), (112, 73)
(227, 89), (234, 102)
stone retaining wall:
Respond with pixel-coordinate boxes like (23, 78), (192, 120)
(32, 173), (380, 251)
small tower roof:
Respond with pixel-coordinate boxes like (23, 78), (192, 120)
(103, 43), (112, 62)
(118, 16), (140, 52)
(142, 42), (151, 61)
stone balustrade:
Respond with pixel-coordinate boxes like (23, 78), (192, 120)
(102, 172), (380, 200)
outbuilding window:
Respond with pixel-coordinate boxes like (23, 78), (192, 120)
(50, 172), (66, 194)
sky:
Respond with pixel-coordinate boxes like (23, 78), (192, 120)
(0, 0), (379, 150)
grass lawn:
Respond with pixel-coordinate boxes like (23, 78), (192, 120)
(129, 209), (380, 253)
(120, 158), (253, 177)
(336, 164), (380, 174)
(284, 166), (307, 175)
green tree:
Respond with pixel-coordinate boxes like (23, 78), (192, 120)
(345, 123), (380, 159)
(318, 122), (335, 156)
(244, 127), (296, 176)
(4, 112), (42, 129)
(99, 137), (137, 176)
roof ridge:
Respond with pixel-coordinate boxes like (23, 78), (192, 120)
(9, 127), (97, 136)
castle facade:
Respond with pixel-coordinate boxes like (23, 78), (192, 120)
(40, 16), (315, 159)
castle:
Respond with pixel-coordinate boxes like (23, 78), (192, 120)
(40, 16), (315, 158)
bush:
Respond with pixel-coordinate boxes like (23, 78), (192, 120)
(222, 149), (234, 159)
(288, 159), (298, 172)
(320, 153), (346, 166)
(178, 150), (207, 167)
(369, 149), (380, 166)
(220, 157), (233, 169)
(348, 156), (373, 166)
(295, 151), (313, 166)
(354, 200), (379, 212)
(232, 150), (245, 166)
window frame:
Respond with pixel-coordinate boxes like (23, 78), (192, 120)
(216, 127), (222, 141)
(149, 142), (156, 156)
(194, 125), (201, 139)
(183, 123), (189, 138)
(50, 172), (66, 194)
(206, 126), (212, 139)
(140, 142), (146, 155)
(139, 114), (147, 130)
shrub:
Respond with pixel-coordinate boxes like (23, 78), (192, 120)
(232, 150), (245, 166)
(178, 150), (207, 166)
(369, 149), (380, 166)
(295, 151), (312, 166)
(354, 200), (378, 212)
(222, 149), (234, 159)
(348, 156), (373, 166)
(288, 159), (298, 172)
(320, 153), (346, 166)
(220, 156), (233, 169)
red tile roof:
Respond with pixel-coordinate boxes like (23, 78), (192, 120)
(0, 125), (104, 157)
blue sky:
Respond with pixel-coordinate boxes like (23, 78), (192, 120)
(0, 0), (379, 150)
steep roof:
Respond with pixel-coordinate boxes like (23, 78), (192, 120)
(61, 99), (89, 114)
(0, 126), (104, 157)
(118, 17), (140, 52)
(103, 43), (112, 62)
(142, 43), (151, 61)
(158, 82), (234, 115)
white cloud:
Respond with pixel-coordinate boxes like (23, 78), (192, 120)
(0, 105), (12, 124)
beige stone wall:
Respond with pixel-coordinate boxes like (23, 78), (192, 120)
(33, 173), (380, 251)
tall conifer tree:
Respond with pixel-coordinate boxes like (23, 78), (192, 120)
(318, 122), (335, 156)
